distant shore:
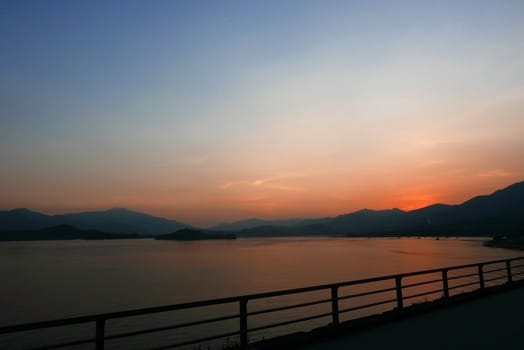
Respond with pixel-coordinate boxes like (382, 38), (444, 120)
(155, 228), (236, 241)
(483, 236), (524, 250)
(0, 225), (141, 241)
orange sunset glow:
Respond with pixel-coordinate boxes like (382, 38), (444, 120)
(1, 1), (524, 227)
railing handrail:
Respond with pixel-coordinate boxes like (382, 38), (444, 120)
(1, 255), (523, 335)
(0, 257), (524, 334)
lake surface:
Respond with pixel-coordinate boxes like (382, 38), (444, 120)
(1, 237), (522, 349)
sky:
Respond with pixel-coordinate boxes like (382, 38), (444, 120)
(1, 0), (524, 226)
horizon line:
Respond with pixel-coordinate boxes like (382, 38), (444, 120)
(2, 179), (521, 227)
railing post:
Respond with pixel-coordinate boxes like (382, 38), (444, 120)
(239, 298), (248, 349)
(478, 264), (485, 289)
(442, 269), (449, 299)
(395, 276), (403, 310)
(331, 286), (339, 326)
(95, 319), (105, 350)
(506, 260), (513, 283)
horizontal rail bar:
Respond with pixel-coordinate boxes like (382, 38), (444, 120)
(447, 271), (478, 281)
(26, 336), (96, 350)
(448, 280), (480, 291)
(248, 312), (332, 333)
(484, 270), (506, 275)
(485, 274), (507, 281)
(510, 264), (524, 269)
(483, 276), (507, 284)
(339, 286), (397, 301)
(248, 298), (331, 316)
(0, 299), (240, 334)
(402, 278), (443, 289)
(151, 330), (241, 350)
(485, 271), (507, 278)
(483, 267), (508, 274)
(104, 313), (240, 341)
(339, 297), (398, 314)
(403, 289), (443, 301)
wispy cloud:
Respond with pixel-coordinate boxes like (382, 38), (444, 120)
(219, 174), (310, 192)
(477, 169), (515, 178)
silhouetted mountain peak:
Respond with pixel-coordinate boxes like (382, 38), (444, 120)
(1, 180), (523, 237)
(341, 208), (406, 217)
(11, 208), (43, 215)
(72, 208), (140, 216)
(0, 208), (189, 235)
(461, 181), (524, 205)
(107, 207), (132, 213)
(501, 180), (524, 190)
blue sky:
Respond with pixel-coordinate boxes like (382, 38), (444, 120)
(1, 1), (524, 225)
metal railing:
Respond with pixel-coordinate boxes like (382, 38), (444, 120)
(1, 256), (524, 350)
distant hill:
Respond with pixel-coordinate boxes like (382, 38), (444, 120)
(211, 218), (305, 231)
(2, 180), (523, 238)
(0, 225), (140, 241)
(0, 208), (59, 230)
(237, 223), (339, 237)
(214, 209), (418, 237)
(155, 228), (236, 241)
(234, 209), (410, 237)
(60, 208), (188, 235)
(0, 208), (188, 235)
(324, 208), (410, 234)
(234, 181), (524, 237)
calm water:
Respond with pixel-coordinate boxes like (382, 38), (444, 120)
(1, 237), (522, 349)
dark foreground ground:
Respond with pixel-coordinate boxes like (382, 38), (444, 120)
(300, 286), (524, 350)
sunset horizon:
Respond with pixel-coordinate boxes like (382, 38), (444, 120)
(3, 178), (522, 227)
(2, 2), (523, 227)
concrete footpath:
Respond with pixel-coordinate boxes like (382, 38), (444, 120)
(300, 287), (524, 350)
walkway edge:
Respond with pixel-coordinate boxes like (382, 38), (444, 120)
(250, 279), (524, 349)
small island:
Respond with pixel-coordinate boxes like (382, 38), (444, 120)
(155, 228), (236, 241)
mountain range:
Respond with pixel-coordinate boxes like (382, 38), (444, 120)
(0, 207), (187, 235)
(233, 181), (524, 237)
(1, 180), (523, 238)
